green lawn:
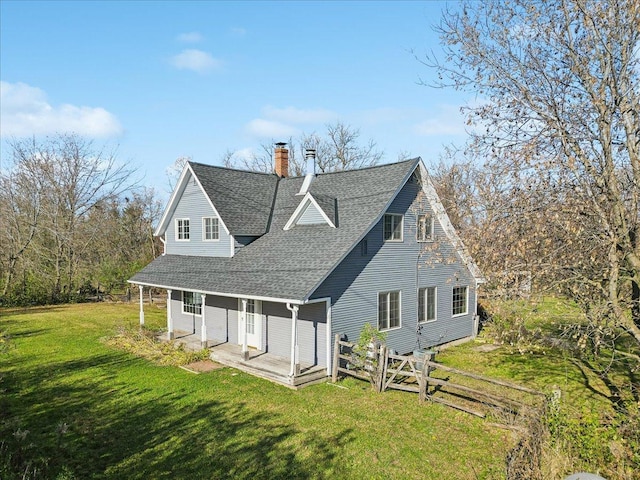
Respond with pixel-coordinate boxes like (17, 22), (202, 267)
(1, 303), (511, 480)
(4, 301), (635, 479)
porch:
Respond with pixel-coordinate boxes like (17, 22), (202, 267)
(170, 331), (328, 389)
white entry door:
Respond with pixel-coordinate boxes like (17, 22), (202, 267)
(238, 298), (262, 349)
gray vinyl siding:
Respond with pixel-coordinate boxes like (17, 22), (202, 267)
(296, 202), (327, 225)
(311, 175), (476, 356)
(170, 292), (327, 367)
(262, 302), (327, 367)
(165, 172), (233, 257)
(170, 290), (199, 335)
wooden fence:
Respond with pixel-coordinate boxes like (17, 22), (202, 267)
(332, 334), (545, 420)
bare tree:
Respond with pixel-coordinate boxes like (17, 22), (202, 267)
(423, 0), (640, 344)
(225, 122), (383, 175)
(3, 134), (138, 302)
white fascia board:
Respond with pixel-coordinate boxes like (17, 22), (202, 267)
(154, 164), (192, 236)
(189, 166), (231, 236)
(417, 161), (486, 283)
(126, 279), (304, 305)
(283, 192), (336, 230)
(154, 163), (231, 237)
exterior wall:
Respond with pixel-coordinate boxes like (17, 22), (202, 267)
(165, 172), (233, 257)
(169, 291), (327, 367)
(311, 175), (477, 356)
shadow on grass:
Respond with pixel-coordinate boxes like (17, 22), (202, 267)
(1, 351), (354, 479)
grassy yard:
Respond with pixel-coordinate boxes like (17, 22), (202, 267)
(1, 303), (511, 480)
(2, 300), (636, 479)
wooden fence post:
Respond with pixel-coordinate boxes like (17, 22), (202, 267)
(332, 334), (340, 383)
(376, 345), (387, 393)
(419, 358), (429, 403)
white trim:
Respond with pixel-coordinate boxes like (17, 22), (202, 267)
(418, 286), (437, 324)
(452, 285), (469, 317)
(128, 280), (304, 305)
(283, 192), (336, 230)
(175, 218), (191, 241)
(287, 303), (300, 377)
(167, 289), (174, 338)
(155, 164), (231, 237)
(383, 213), (404, 242)
(182, 290), (203, 316)
(416, 213), (434, 242)
(201, 293), (207, 344)
(377, 290), (402, 332)
(418, 162), (484, 282)
(202, 217), (220, 242)
(304, 296), (332, 375)
(138, 285), (145, 326)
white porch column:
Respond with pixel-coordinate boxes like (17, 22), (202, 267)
(241, 298), (249, 360)
(287, 304), (300, 377)
(200, 293), (207, 348)
(167, 289), (174, 340)
(138, 285), (145, 326)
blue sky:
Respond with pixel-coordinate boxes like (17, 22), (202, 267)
(1, 1), (470, 196)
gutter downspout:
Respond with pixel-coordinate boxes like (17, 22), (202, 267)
(286, 303), (300, 377)
(160, 236), (166, 255)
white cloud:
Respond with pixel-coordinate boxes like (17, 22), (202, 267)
(413, 104), (467, 136)
(169, 49), (221, 73)
(245, 119), (299, 138)
(262, 106), (337, 124)
(176, 32), (204, 43)
(0, 81), (122, 138)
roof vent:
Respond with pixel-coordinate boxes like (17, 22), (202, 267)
(296, 149), (317, 195)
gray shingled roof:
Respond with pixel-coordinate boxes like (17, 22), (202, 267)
(131, 158), (420, 301)
(189, 162), (278, 236)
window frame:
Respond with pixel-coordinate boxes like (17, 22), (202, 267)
(417, 214), (434, 242)
(378, 290), (401, 331)
(383, 213), (403, 242)
(452, 286), (469, 317)
(182, 291), (202, 316)
(202, 216), (220, 242)
(175, 218), (191, 241)
(418, 286), (437, 323)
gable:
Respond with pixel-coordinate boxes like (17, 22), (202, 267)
(156, 166), (231, 237)
(283, 192), (337, 230)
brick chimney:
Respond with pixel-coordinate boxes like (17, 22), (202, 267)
(274, 142), (289, 177)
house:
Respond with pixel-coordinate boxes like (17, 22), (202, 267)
(129, 145), (483, 387)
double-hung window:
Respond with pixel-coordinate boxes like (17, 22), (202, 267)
(383, 214), (403, 242)
(452, 286), (468, 316)
(378, 291), (401, 330)
(418, 287), (437, 322)
(176, 218), (190, 241)
(182, 291), (202, 315)
(203, 217), (219, 241)
(417, 215), (434, 242)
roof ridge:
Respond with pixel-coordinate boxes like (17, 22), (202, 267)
(309, 157), (420, 178)
(188, 161), (277, 177)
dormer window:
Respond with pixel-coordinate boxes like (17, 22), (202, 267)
(203, 217), (219, 241)
(176, 218), (190, 241)
(383, 214), (403, 242)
